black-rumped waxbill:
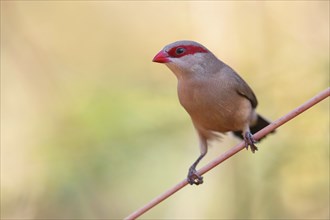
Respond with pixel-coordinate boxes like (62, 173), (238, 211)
(153, 40), (271, 185)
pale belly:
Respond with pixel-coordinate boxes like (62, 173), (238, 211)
(178, 80), (253, 133)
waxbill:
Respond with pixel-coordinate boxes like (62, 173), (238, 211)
(152, 40), (271, 185)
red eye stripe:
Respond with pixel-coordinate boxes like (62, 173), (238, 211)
(167, 45), (208, 58)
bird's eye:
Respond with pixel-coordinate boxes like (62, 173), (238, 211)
(175, 47), (186, 55)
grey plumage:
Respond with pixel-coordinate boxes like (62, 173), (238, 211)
(153, 40), (271, 185)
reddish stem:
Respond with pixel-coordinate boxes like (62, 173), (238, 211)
(125, 87), (330, 220)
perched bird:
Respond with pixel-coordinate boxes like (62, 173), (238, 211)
(152, 40), (271, 185)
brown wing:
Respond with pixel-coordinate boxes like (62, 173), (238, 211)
(232, 71), (258, 109)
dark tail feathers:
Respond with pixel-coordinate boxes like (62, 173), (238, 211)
(233, 114), (273, 140)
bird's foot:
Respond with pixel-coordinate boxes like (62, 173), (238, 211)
(244, 132), (258, 153)
(187, 167), (203, 185)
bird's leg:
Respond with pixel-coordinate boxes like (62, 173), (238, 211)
(187, 152), (206, 185)
(187, 134), (208, 185)
(243, 131), (258, 153)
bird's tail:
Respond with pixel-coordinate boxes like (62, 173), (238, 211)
(233, 114), (273, 140)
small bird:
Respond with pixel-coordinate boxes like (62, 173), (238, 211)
(152, 40), (271, 185)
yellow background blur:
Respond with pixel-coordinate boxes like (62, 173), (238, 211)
(1, 1), (329, 219)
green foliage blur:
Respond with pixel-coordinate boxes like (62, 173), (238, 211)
(1, 1), (329, 219)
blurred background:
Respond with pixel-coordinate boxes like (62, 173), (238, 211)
(1, 1), (329, 219)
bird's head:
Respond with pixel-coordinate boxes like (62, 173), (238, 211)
(153, 41), (218, 79)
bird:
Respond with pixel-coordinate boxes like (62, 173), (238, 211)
(152, 40), (271, 185)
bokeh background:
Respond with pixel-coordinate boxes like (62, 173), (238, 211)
(1, 1), (329, 219)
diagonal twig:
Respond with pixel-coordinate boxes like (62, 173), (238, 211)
(125, 87), (330, 220)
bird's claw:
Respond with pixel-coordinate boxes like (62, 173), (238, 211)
(187, 167), (203, 185)
(244, 132), (258, 153)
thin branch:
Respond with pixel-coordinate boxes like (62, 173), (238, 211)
(125, 87), (330, 220)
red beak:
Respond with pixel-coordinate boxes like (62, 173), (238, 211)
(152, 50), (170, 63)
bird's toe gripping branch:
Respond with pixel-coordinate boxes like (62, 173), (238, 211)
(187, 167), (203, 185)
(244, 132), (258, 153)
